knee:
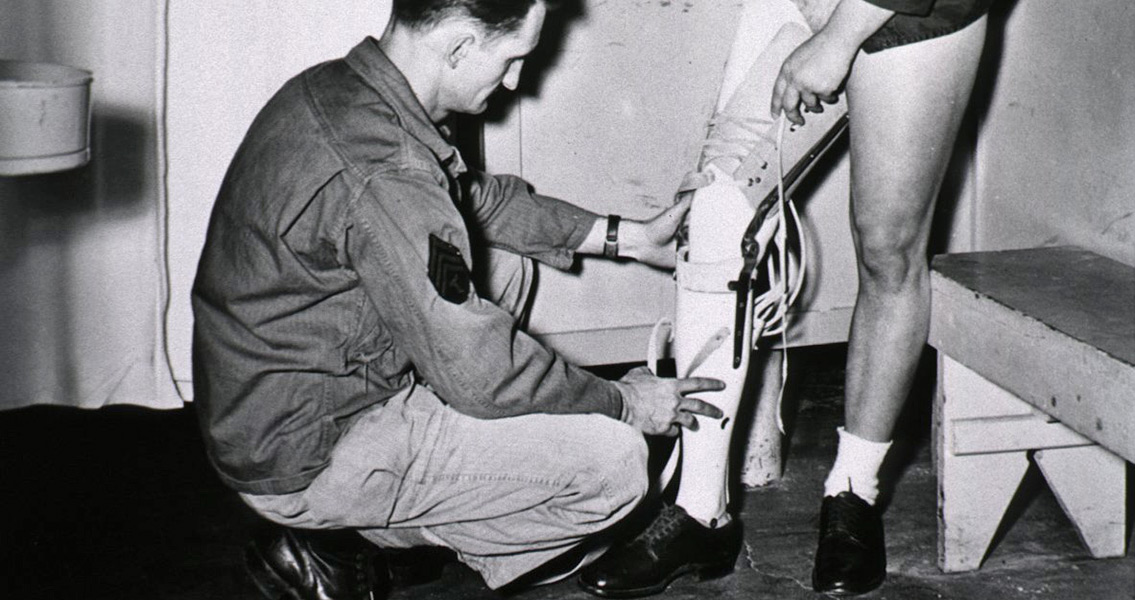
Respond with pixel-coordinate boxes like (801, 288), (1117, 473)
(600, 424), (650, 509)
(571, 420), (649, 521)
(855, 231), (927, 294)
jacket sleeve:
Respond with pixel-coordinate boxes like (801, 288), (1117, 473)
(344, 168), (623, 421)
(864, 0), (935, 16)
(458, 170), (600, 271)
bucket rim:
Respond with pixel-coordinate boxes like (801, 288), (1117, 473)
(0, 59), (92, 88)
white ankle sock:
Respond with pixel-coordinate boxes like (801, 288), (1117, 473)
(823, 426), (891, 505)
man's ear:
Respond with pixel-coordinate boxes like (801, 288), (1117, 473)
(445, 31), (477, 69)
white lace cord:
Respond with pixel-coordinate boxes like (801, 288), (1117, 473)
(646, 318), (673, 377)
(773, 116), (793, 434)
(749, 116), (808, 334)
(748, 115), (809, 434)
(692, 114), (807, 435)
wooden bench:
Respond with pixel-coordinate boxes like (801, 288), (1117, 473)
(928, 246), (1134, 572)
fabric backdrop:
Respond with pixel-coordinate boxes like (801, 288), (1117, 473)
(0, 0), (180, 410)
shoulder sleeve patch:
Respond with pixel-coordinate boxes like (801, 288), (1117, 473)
(428, 234), (471, 303)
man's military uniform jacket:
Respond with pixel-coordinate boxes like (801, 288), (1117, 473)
(192, 37), (623, 495)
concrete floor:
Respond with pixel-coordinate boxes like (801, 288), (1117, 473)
(3, 345), (1132, 599)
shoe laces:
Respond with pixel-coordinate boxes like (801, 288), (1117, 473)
(633, 505), (689, 552)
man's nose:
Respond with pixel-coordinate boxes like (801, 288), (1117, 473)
(502, 61), (523, 91)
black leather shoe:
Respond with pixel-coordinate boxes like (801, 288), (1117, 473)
(811, 492), (886, 596)
(384, 546), (453, 588)
(245, 526), (389, 600)
(578, 504), (741, 598)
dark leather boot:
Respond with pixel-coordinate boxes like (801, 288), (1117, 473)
(384, 546), (454, 588)
(811, 491), (886, 596)
(245, 526), (390, 600)
(578, 504), (741, 598)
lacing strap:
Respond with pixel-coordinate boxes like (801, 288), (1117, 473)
(676, 113), (780, 196)
(703, 114), (779, 165)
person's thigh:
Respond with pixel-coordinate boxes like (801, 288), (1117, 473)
(387, 388), (648, 587)
(247, 382), (647, 541)
(845, 16), (987, 257)
(384, 386), (648, 533)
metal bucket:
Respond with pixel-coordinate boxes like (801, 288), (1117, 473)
(0, 60), (93, 176)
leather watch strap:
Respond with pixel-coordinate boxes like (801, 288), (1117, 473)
(603, 215), (621, 258)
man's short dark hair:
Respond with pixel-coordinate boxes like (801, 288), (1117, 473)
(393, 0), (539, 36)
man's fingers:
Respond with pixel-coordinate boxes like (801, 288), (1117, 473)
(800, 91), (821, 113)
(676, 376), (726, 394)
(780, 85), (805, 126)
(680, 397), (723, 420)
(770, 74), (787, 118)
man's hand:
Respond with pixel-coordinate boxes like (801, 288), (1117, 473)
(770, 0), (894, 125)
(770, 33), (855, 126)
(618, 196), (692, 269)
(613, 366), (725, 436)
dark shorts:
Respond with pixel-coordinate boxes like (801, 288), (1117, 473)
(864, 0), (995, 53)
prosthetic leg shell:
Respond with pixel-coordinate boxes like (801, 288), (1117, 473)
(672, 253), (752, 521)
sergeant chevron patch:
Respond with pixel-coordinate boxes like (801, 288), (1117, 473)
(428, 234), (471, 303)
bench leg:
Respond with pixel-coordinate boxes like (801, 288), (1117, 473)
(937, 355), (1033, 572)
(937, 450), (1030, 572)
(936, 355), (1130, 572)
(1034, 445), (1128, 558)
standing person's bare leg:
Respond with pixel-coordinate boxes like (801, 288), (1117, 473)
(813, 16), (987, 596)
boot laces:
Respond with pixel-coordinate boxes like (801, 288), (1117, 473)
(634, 505), (689, 552)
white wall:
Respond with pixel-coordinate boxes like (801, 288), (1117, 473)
(3, 0), (1129, 408)
(483, 0), (741, 363)
(974, 0), (1135, 265)
(483, 0), (865, 362)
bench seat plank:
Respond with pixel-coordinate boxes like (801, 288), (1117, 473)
(929, 246), (1135, 463)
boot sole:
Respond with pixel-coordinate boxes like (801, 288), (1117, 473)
(811, 568), (885, 597)
(578, 560), (735, 599)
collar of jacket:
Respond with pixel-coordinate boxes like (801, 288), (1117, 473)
(345, 36), (468, 179)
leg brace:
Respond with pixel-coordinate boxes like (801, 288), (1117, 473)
(655, 1), (849, 524)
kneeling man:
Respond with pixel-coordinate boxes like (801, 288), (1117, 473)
(191, 1), (723, 598)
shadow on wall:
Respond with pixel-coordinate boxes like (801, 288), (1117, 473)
(0, 108), (154, 406)
(471, 0), (588, 135)
(929, 0), (1019, 256)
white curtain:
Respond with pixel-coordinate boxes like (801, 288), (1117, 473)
(0, 0), (180, 410)
(0, 1), (390, 409)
